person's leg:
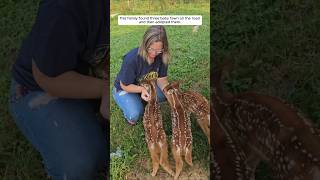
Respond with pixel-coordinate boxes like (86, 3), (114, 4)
(8, 79), (107, 180)
(112, 88), (144, 124)
(156, 85), (166, 103)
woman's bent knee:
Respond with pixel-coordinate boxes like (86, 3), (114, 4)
(125, 110), (143, 122)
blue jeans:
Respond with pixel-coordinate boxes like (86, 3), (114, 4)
(112, 86), (166, 123)
(8, 79), (107, 180)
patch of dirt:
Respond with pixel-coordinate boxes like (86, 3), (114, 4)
(124, 160), (209, 180)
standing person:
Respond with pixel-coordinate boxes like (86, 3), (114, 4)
(113, 25), (170, 125)
(8, 0), (108, 179)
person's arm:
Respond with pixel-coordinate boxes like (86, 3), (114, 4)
(32, 61), (103, 99)
(100, 79), (109, 120)
(120, 81), (150, 101)
(157, 76), (169, 91)
(120, 81), (143, 93)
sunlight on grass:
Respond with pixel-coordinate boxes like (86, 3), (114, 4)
(110, 1), (210, 179)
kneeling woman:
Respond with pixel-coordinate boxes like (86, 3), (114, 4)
(113, 25), (170, 125)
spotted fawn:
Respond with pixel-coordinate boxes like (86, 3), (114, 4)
(212, 62), (320, 180)
(163, 81), (193, 180)
(183, 90), (210, 144)
(140, 80), (174, 177)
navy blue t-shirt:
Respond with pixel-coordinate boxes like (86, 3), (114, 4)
(12, 0), (109, 91)
(114, 48), (168, 91)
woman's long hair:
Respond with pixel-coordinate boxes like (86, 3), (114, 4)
(138, 25), (170, 64)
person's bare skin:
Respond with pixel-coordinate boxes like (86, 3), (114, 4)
(32, 60), (103, 99)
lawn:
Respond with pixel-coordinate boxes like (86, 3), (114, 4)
(110, 1), (210, 179)
(0, 0), (50, 179)
(212, 0), (320, 179)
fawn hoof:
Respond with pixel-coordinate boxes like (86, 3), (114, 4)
(161, 164), (174, 176)
(151, 170), (157, 177)
(167, 169), (175, 177)
(151, 164), (159, 176)
(174, 174), (180, 180)
(186, 159), (193, 167)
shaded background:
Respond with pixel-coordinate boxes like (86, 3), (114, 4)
(0, 0), (49, 179)
(0, 0), (109, 179)
(212, 0), (320, 179)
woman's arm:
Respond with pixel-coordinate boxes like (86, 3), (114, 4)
(120, 81), (144, 93)
(32, 61), (103, 99)
(157, 76), (169, 91)
(120, 81), (150, 101)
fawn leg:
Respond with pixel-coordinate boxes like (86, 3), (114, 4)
(149, 143), (160, 176)
(185, 145), (193, 166)
(198, 116), (210, 144)
(159, 140), (174, 176)
(173, 145), (183, 180)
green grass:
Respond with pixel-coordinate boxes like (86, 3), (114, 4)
(110, 1), (210, 179)
(212, 0), (320, 179)
(0, 0), (50, 179)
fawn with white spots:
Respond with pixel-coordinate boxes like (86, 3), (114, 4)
(182, 90), (210, 144)
(212, 61), (320, 180)
(140, 80), (174, 177)
(163, 81), (193, 180)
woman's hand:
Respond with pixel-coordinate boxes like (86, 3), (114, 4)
(119, 81), (151, 101)
(141, 87), (150, 101)
(120, 81), (150, 101)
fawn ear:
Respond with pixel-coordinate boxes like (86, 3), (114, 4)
(176, 80), (183, 86)
(139, 79), (148, 85)
(139, 79), (152, 87)
(139, 81), (146, 88)
(163, 83), (171, 93)
(139, 80), (149, 91)
(171, 80), (183, 88)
